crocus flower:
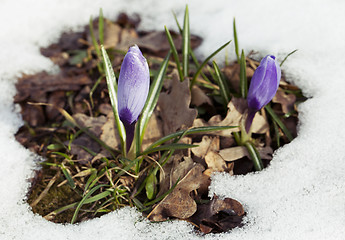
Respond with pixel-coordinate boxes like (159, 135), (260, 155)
(118, 45), (150, 151)
(245, 55), (281, 132)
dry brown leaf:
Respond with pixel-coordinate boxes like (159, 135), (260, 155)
(204, 151), (227, 177)
(191, 85), (213, 107)
(158, 155), (194, 197)
(148, 163), (206, 221)
(219, 146), (247, 162)
(15, 72), (92, 103)
(99, 112), (121, 150)
(272, 89), (296, 114)
(219, 146), (273, 162)
(188, 195), (245, 234)
(141, 111), (164, 150)
(191, 136), (219, 158)
(158, 70), (198, 135)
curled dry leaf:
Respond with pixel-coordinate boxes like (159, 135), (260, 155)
(203, 151), (228, 177)
(188, 195), (245, 234)
(148, 164), (207, 221)
(191, 136), (219, 159)
(158, 70), (198, 135)
(272, 89), (297, 114)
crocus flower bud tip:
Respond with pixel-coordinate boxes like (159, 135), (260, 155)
(245, 55), (281, 132)
(117, 45), (150, 151)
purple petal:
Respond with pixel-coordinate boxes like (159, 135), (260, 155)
(247, 55), (281, 111)
(118, 45), (150, 125)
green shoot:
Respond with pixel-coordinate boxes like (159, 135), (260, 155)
(239, 50), (247, 98)
(182, 5), (190, 79)
(164, 26), (183, 81)
(101, 45), (127, 156)
(233, 18), (240, 61)
(212, 61), (231, 106)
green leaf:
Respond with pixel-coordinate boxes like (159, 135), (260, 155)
(147, 126), (236, 150)
(164, 26), (183, 81)
(212, 61), (231, 106)
(101, 45), (127, 155)
(144, 178), (180, 206)
(190, 40), (231, 89)
(98, 8), (104, 45)
(280, 49), (298, 67)
(140, 143), (198, 156)
(239, 50), (247, 98)
(265, 105), (294, 142)
(182, 5), (190, 79)
(135, 52), (171, 154)
(233, 18), (240, 62)
(244, 141), (263, 171)
(145, 173), (157, 200)
(47, 143), (64, 151)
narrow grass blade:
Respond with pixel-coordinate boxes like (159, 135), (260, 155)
(265, 105), (293, 142)
(164, 26), (183, 81)
(273, 121), (281, 147)
(172, 11), (182, 32)
(182, 5), (190, 79)
(190, 41), (231, 89)
(239, 50), (247, 98)
(89, 75), (103, 108)
(135, 52), (171, 154)
(244, 141), (263, 171)
(47, 190), (111, 219)
(101, 45), (127, 155)
(71, 184), (109, 224)
(140, 143), (197, 156)
(60, 165), (76, 190)
(89, 16), (101, 58)
(233, 18), (240, 62)
(84, 169), (98, 194)
(52, 152), (71, 161)
(147, 126), (236, 150)
(212, 61), (231, 106)
(280, 49), (298, 67)
(98, 8), (104, 45)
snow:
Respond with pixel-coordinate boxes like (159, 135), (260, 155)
(1, 0), (345, 239)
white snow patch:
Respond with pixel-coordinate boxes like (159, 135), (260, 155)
(1, 0), (345, 239)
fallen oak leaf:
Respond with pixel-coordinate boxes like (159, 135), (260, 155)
(158, 70), (198, 136)
(147, 163), (206, 221)
(188, 195), (245, 234)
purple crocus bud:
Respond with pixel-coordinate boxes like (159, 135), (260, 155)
(118, 45), (150, 151)
(245, 55), (281, 132)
